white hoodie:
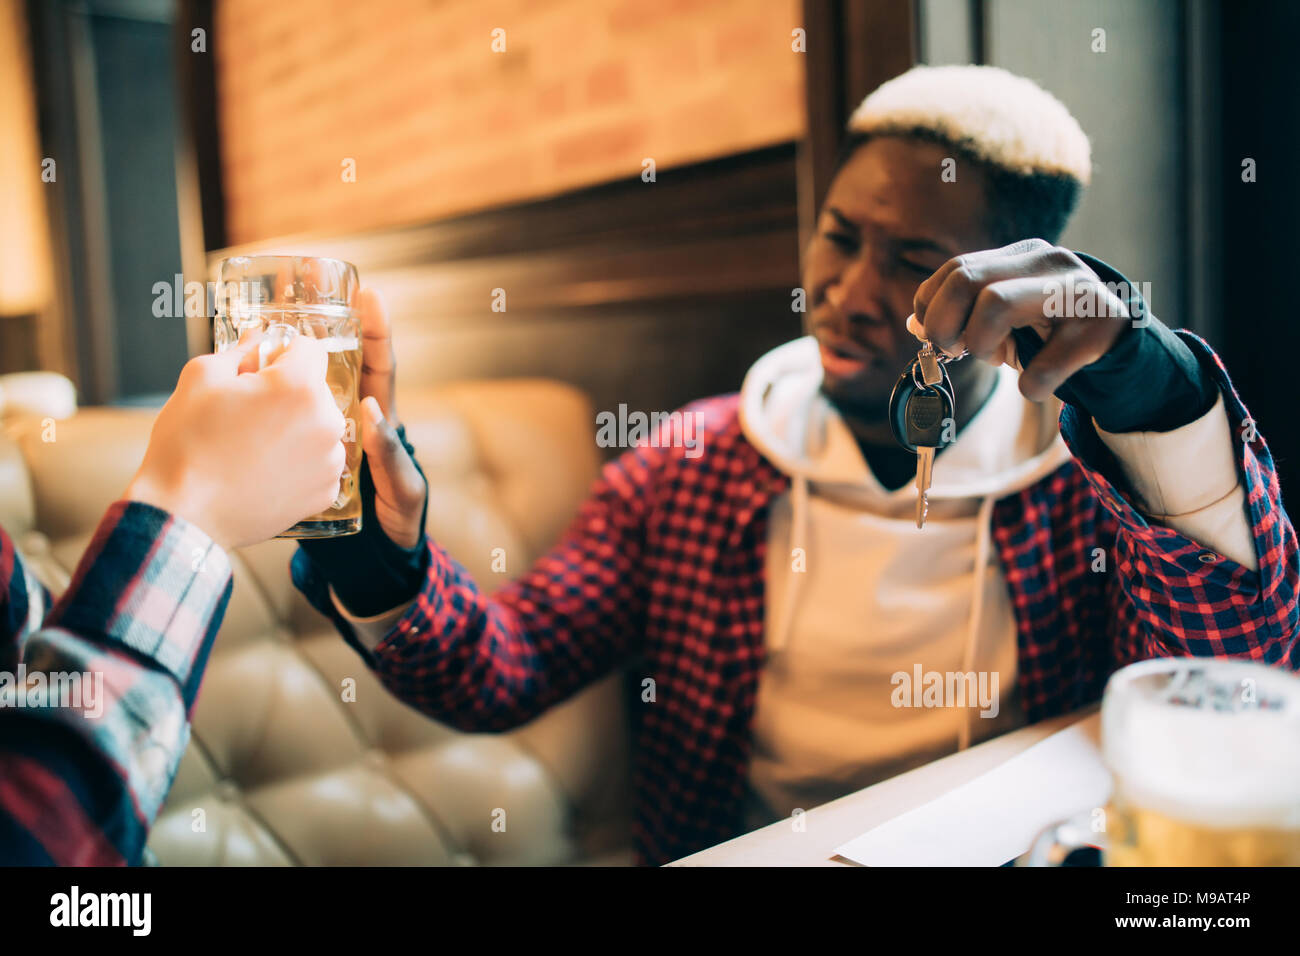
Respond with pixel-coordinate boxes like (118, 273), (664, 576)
(738, 335), (1071, 823)
(736, 334), (1254, 826)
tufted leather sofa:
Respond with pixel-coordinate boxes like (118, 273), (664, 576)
(0, 374), (633, 865)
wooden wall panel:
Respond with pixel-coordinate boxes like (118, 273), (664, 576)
(208, 143), (803, 441)
(797, 0), (916, 251)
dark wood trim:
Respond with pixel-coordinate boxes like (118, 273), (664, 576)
(841, 0), (916, 110)
(210, 142), (801, 310)
(173, 0), (222, 355)
(797, 0), (847, 256)
(797, 0), (916, 260)
(174, 0), (224, 253)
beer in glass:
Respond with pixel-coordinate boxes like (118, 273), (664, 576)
(214, 254), (362, 538)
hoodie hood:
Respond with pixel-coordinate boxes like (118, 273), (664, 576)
(739, 336), (1070, 502)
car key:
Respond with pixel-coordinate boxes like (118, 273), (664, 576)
(905, 383), (953, 527)
(888, 342), (957, 528)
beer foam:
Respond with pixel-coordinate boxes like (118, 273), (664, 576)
(321, 335), (358, 353)
(1103, 662), (1300, 829)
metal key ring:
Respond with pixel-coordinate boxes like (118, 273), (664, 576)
(936, 347), (968, 364)
(912, 342), (967, 391)
(911, 356), (958, 391)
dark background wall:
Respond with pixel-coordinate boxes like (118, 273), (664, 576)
(1220, 0), (1300, 501)
(27, 0), (191, 404)
(92, 11), (190, 398)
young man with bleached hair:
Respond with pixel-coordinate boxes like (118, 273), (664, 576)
(295, 66), (1297, 865)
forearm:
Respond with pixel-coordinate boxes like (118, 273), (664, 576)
(1061, 335), (1297, 666)
(298, 530), (634, 731)
(1095, 392), (1257, 570)
(294, 448), (656, 729)
(1046, 252), (1218, 433)
(0, 501), (232, 864)
(1053, 254), (1258, 568)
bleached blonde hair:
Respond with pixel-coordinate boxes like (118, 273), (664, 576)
(848, 64), (1091, 186)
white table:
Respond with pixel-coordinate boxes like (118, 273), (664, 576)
(668, 706), (1099, 866)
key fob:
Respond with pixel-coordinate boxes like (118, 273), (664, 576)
(906, 389), (953, 445)
(889, 364), (955, 453)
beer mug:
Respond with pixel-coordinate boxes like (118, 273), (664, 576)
(214, 255), (362, 538)
(1028, 658), (1300, 866)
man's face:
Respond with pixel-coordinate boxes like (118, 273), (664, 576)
(802, 136), (995, 419)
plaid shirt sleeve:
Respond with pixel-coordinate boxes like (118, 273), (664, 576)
(0, 501), (232, 865)
(0, 525), (51, 673)
(1059, 332), (1298, 668)
(293, 442), (660, 732)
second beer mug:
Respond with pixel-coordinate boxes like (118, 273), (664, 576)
(1030, 657), (1300, 866)
(1103, 658), (1300, 866)
(215, 255), (362, 538)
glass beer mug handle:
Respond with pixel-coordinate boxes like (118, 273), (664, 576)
(1023, 810), (1107, 866)
(257, 322), (298, 369)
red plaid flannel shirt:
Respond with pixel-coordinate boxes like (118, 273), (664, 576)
(0, 501), (232, 865)
(294, 333), (1299, 866)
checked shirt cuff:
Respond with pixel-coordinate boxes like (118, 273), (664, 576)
(44, 499), (233, 712)
(1095, 393), (1258, 571)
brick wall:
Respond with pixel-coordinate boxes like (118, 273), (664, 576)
(215, 0), (806, 244)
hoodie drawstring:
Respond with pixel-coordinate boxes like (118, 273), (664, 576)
(779, 479), (998, 756)
(772, 473), (811, 654)
(958, 494), (997, 751)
